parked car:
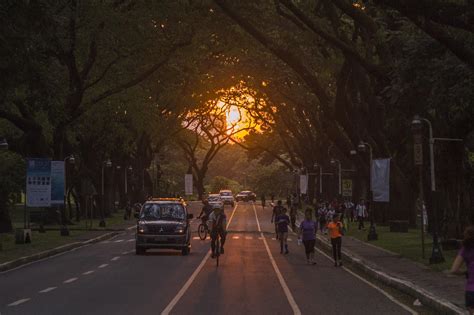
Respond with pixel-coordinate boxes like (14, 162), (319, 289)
(207, 193), (224, 210)
(135, 198), (193, 255)
(236, 190), (257, 202)
(219, 189), (235, 207)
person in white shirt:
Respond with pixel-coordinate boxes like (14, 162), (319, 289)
(344, 199), (355, 222)
(356, 199), (367, 230)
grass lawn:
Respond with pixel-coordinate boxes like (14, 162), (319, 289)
(0, 206), (136, 264)
(9, 204), (132, 230)
(0, 230), (86, 264)
(346, 222), (457, 272)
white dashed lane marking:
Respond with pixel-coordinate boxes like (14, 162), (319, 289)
(63, 277), (78, 284)
(192, 236), (200, 240)
(126, 239), (135, 242)
(98, 264), (108, 269)
(245, 236), (253, 240)
(39, 287), (57, 293)
(8, 298), (30, 307)
(232, 236), (240, 239)
(82, 270), (95, 275)
(111, 256), (120, 261)
(114, 239), (124, 243)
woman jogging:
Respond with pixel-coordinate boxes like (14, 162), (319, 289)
(299, 208), (317, 264)
(449, 226), (474, 314)
(327, 214), (344, 267)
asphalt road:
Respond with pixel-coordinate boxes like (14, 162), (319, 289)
(0, 202), (417, 315)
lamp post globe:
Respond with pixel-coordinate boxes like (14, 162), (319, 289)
(357, 142), (366, 152)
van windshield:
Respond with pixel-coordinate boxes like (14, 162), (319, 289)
(140, 203), (185, 221)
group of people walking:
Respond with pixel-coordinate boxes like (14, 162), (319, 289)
(270, 199), (346, 266)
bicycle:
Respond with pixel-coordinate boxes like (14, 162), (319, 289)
(197, 218), (209, 240)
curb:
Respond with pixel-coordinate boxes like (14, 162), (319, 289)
(0, 226), (135, 273)
(315, 236), (465, 315)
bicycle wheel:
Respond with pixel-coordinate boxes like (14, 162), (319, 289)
(198, 224), (207, 240)
(216, 238), (220, 267)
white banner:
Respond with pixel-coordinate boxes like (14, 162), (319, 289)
(184, 174), (193, 195)
(299, 174), (308, 194)
(371, 158), (390, 202)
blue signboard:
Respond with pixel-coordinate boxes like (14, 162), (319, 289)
(26, 158), (52, 207)
(51, 161), (65, 205)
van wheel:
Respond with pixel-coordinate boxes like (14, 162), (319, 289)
(182, 246), (190, 256)
(136, 247), (146, 255)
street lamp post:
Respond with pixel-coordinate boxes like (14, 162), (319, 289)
(330, 158), (342, 196)
(101, 159), (112, 227)
(410, 115), (462, 264)
(358, 141), (378, 241)
(313, 163), (323, 200)
(59, 155), (75, 236)
(0, 138), (8, 250)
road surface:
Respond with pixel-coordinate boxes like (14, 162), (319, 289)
(0, 202), (417, 315)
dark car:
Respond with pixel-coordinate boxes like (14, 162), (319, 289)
(235, 190), (257, 202)
(135, 198), (193, 256)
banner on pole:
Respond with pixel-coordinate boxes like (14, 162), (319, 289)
(51, 161), (65, 205)
(184, 174), (193, 195)
(342, 179), (352, 197)
(26, 158), (52, 207)
(299, 175), (308, 194)
(371, 158), (390, 202)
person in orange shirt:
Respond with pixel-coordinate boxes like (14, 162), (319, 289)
(327, 214), (344, 267)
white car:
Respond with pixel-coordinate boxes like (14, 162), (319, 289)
(219, 190), (235, 207)
(208, 194), (223, 209)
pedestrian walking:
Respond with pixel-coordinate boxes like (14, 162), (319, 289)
(275, 208), (290, 254)
(327, 214), (344, 267)
(271, 200), (284, 240)
(299, 208), (317, 264)
(356, 198), (367, 230)
(317, 203), (328, 234)
(344, 199), (355, 222)
(449, 226), (474, 314)
(261, 193), (266, 209)
(286, 194), (292, 208)
(289, 204), (297, 231)
(271, 193), (275, 203)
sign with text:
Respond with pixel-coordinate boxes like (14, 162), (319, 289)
(342, 179), (353, 197)
(51, 161), (65, 205)
(371, 158), (391, 202)
(184, 174), (193, 195)
(26, 158), (51, 207)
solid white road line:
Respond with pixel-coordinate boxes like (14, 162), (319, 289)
(39, 287), (57, 293)
(82, 270), (95, 275)
(313, 247), (418, 315)
(8, 298), (30, 306)
(111, 256), (120, 261)
(63, 277), (78, 284)
(252, 204), (301, 315)
(161, 203), (239, 315)
(98, 264), (108, 269)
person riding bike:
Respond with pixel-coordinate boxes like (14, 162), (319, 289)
(197, 199), (213, 225)
(209, 207), (227, 258)
(271, 200), (285, 240)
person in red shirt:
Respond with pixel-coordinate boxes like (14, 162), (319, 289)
(327, 214), (344, 267)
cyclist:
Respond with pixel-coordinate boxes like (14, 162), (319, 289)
(197, 199), (213, 223)
(271, 200), (285, 240)
(209, 207), (227, 258)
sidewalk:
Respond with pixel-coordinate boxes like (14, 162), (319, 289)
(316, 233), (465, 314)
